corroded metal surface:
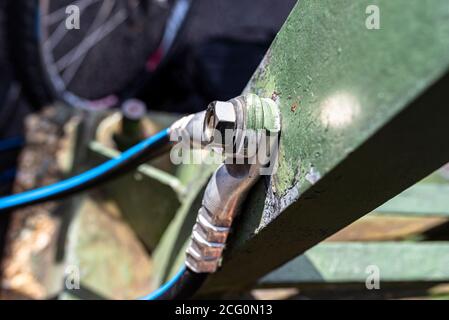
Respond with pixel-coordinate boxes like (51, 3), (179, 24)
(159, 0), (449, 291)
(197, 0), (449, 292)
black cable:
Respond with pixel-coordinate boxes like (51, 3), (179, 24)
(0, 129), (170, 212)
(156, 268), (207, 300)
(142, 265), (208, 300)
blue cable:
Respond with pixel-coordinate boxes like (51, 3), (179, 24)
(0, 136), (25, 153)
(0, 128), (170, 211)
(0, 129), (195, 299)
(141, 266), (187, 300)
(0, 129), (200, 299)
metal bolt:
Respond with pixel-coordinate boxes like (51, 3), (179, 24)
(116, 99), (147, 149)
(121, 99), (147, 121)
(204, 101), (236, 148)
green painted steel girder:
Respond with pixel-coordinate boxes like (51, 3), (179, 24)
(376, 183), (449, 217)
(259, 242), (449, 287)
(196, 0), (449, 293)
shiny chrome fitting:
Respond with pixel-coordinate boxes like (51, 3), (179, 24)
(190, 230), (225, 258)
(194, 209), (231, 243)
(185, 252), (221, 274)
(186, 230), (226, 273)
(185, 163), (261, 274)
(184, 94), (280, 274)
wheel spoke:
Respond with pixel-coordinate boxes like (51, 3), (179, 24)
(44, 0), (100, 26)
(55, 8), (127, 73)
(39, 0), (143, 100)
(61, 0), (117, 84)
(44, 0), (102, 50)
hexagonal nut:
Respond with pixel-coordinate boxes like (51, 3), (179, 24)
(205, 101), (236, 147)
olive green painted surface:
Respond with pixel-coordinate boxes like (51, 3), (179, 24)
(65, 196), (154, 300)
(376, 183), (449, 217)
(199, 0), (449, 292)
(374, 169), (449, 217)
(370, 169), (449, 217)
(259, 242), (449, 286)
(89, 142), (184, 250)
(246, 0), (449, 198)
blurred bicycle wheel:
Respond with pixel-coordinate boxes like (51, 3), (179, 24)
(8, 0), (187, 110)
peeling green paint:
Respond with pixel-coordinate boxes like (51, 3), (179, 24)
(248, 0), (449, 198)
(201, 0), (449, 293)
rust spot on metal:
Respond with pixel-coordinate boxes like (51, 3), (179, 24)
(271, 91), (281, 101)
(291, 103), (298, 112)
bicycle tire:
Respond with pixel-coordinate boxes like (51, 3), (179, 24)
(8, 0), (186, 111)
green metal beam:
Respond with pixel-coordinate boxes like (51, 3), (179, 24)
(89, 142), (184, 250)
(376, 183), (449, 217)
(258, 242), (449, 287)
(196, 0), (449, 293)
